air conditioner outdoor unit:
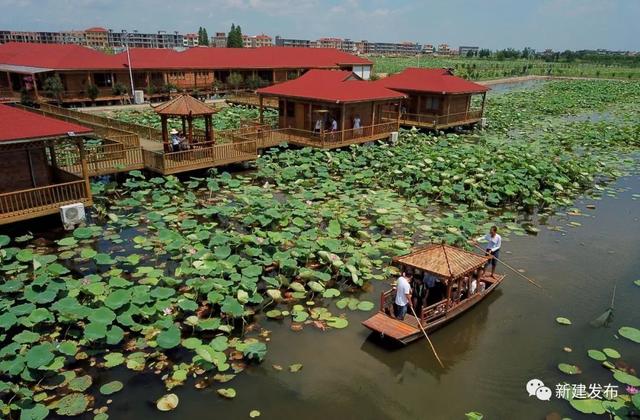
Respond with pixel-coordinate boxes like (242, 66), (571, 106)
(60, 203), (86, 230)
(133, 90), (145, 104)
(389, 131), (399, 143)
(481, 117), (488, 128)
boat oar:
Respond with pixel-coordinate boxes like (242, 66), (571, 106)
(590, 284), (616, 328)
(409, 305), (445, 369)
(468, 241), (543, 289)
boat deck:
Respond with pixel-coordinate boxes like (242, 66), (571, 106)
(361, 313), (420, 343)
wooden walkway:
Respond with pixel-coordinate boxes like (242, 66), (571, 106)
(230, 121), (399, 150)
(225, 93), (278, 109)
(18, 104), (260, 176)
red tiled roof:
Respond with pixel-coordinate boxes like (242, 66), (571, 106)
(376, 68), (489, 94)
(0, 104), (92, 143)
(123, 46), (372, 69)
(85, 27), (108, 33)
(257, 69), (406, 103)
(0, 42), (119, 70)
(0, 42), (371, 71)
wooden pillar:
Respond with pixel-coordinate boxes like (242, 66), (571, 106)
(77, 138), (91, 198)
(181, 116), (186, 134)
(283, 98), (288, 128)
(187, 114), (193, 144)
(161, 115), (169, 152)
(48, 141), (58, 168)
(258, 95), (264, 124)
(371, 103), (377, 136)
(31, 73), (39, 101)
(416, 95), (421, 115)
(308, 102), (313, 132)
(340, 102), (346, 143)
(5, 72), (12, 91)
(145, 71), (150, 88)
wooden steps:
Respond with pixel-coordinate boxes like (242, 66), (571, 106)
(362, 312), (420, 343)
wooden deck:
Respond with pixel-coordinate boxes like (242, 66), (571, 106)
(362, 313), (420, 342)
(142, 140), (258, 175)
(383, 110), (483, 130)
(230, 121), (399, 150)
(17, 104), (261, 176)
(0, 179), (92, 224)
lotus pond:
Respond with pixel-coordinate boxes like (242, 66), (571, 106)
(0, 80), (639, 419)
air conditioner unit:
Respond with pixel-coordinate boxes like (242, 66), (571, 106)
(389, 131), (399, 143)
(480, 117), (488, 128)
(133, 90), (145, 104)
(60, 203), (86, 230)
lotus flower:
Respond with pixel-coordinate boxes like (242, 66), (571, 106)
(627, 386), (639, 395)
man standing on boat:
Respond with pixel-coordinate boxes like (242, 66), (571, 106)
(480, 226), (501, 278)
(394, 272), (413, 320)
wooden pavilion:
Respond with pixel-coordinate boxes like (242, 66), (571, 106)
(154, 94), (216, 152)
(376, 68), (489, 130)
(248, 70), (405, 149)
(0, 104), (92, 225)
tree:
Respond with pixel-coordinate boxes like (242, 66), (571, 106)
(198, 27), (209, 46)
(227, 72), (244, 92)
(478, 49), (491, 58)
(245, 75), (266, 89)
(227, 24), (243, 48)
(87, 84), (99, 103)
(43, 75), (64, 104)
(466, 50), (475, 58)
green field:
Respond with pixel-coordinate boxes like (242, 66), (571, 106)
(370, 56), (640, 80)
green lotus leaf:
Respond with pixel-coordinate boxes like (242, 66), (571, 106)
(99, 380), (123, 395)
(56, 393), (90, 416)
(26, 344), (55, 369)
(555, 317), (571, 325)
(587, 349), (606, 361)
(68, 375), (92, 392)
(217, 388), (236, 398)
(156, 393), (179, 411)
(618, 326), (640, 343)
(156, 325), (181, 349)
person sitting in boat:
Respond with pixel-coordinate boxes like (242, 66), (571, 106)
(469, 271), (479, 295)
(479, 226), (501, 278)
(394, 271), (413, 320)
(422, 271), (438, 306)
(412, 270), (426, 315)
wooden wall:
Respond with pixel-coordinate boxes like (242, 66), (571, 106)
(0, 147), (51, 194)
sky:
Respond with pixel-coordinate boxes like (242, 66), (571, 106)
(0, 0), (638, 51)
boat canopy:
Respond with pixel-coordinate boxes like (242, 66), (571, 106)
(393, 244), (489, 281)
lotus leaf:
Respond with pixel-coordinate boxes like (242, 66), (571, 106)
(156, 393), (179, 411)
(99, 381), (123, 395)
(557, 363), (581, 375)
(618, 326), (640, 343)
(555, 317), (572, 325)
(68, 375), (92, 392)
(217, 388), (236, 398)
(56, 393), (90, 416)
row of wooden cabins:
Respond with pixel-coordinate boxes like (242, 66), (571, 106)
(0, 42), (373, 104)
(0, 44), (488, 226)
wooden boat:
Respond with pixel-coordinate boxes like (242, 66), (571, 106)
(362, 244), (505, 345)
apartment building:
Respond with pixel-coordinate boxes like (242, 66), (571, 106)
(183, 33), (199, 48)
(274, 36), (312, 48)
(459, 46), (479, 56)
(212, 32), (227, 48)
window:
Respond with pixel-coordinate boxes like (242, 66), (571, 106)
(93, 73), (112, 87)
(424, 96), (441, 111)
(286, 101), (295, 117)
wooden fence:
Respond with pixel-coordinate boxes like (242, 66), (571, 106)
(0, 180), (91, 224)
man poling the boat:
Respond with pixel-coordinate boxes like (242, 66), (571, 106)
(478, 226), (501, 279)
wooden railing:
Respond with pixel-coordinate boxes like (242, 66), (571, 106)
(225, 93), (279, 108)
(231, 121), (399, 149)
(142, 140), (258, 174)
(0, 180), (90, 223)
(58, 143), (144, 176)
(16, 104), (141, 147)
(383, 109), (483, 128)
(38, 103), (160, 142)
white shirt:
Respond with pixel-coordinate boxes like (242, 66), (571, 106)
(484, 233), (501, 252)
(469, 279), (477, 294)
(353, 117), (361, 129)
(331, 120), (338, 131)
(315, 120), (322, 130)
(395, 276), (411, 306)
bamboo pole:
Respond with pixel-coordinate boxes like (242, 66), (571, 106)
(409, 305), (445, 368)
